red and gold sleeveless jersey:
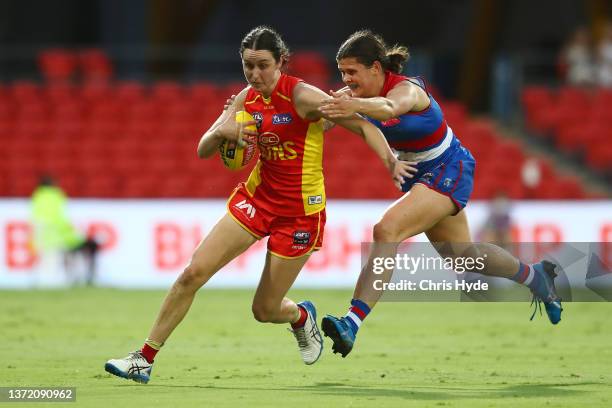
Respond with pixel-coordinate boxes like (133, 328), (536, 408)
(243, 74), (325, 217)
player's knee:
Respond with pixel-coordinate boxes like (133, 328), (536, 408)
(177, 263), (209, 289)
(251, 303), (275, 323)
(373, 219), (401, 243)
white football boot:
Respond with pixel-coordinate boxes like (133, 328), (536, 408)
(289, 301), (323, 365)
(105, 351), (153, 384)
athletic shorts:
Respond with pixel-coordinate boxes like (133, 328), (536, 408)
(402, 142), (476, 212)
(227, 183), (326, 259)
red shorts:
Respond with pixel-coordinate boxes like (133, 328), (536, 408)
(227, 183), (325, 258)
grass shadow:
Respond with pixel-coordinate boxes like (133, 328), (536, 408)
(135, 381), (596, 401)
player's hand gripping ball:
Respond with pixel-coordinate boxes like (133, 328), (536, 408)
(219, 111), (257, 170)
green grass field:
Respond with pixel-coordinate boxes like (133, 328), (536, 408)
(1, 288), (611, 407)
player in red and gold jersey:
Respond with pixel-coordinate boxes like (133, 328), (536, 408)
(104, 26), (416, 383)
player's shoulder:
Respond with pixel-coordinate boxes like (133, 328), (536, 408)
(292, 81), (327, 102)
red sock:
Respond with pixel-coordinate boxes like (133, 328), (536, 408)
(291, 306), (308, 329)
(140, 343), (159, 363)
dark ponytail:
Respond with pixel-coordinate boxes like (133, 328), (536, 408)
(337, 30), (410, 74)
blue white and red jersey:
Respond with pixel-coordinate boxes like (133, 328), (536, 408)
(366, 72), (476, 210)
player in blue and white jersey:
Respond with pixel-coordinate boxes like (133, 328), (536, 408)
(318, 30), (563, 358)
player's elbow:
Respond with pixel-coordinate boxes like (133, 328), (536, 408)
(378, 101), (397, 121)
(197, 145), (208, 159)
(197, 137), (215, 159)
(197, 145), (205, 159)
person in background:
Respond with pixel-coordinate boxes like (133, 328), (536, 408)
(478, 191), (514, 250)
(31, 175), (99, 286)
(558, 27), (596, 87)
(595, 21), (612, 87)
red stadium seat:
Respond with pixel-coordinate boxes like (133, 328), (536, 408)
(80, 80), (113, 102)
(80, 174), (121, 198)
(220, 81), (246, 99)
(288, 51), (331, 89)
(126, 101), (160, 122)
(38, 49), (78, 81)
(16, 102), (49, 122)
(152, 81), (184, 101)
(189, 82), (219, 103)
(78, 49), (113, 81)
(115, 81), (147, 102)
(10, 81), (41, 102)
(45, 82), (76, 102)
(586, 143), (612, 172)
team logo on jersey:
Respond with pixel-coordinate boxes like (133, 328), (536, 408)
(443, 178), (453, 188)
(252, 112), (263, 129)
(258, 132), (298, 161)
(234, 199), (256, 219)
(293, 231), (311, 245)
(259, 132), (280, 147)
(421, 172), (434, 183)
(272, 113), (293, 125)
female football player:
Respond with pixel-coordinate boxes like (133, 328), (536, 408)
(318, 30), (563, 358)
(104, 26), (416, 383)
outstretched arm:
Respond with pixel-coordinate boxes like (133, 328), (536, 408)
(319, 81), (426, 121)
(293, 82), (417, 189)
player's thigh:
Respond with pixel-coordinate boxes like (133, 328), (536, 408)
(252, 252), (310, 310)
(377, 184), (457, 241)
(189, 213), (258, 275)
(425, 209), (472, 242)
(426, 210), (476, 258)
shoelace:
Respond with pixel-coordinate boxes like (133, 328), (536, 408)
(126, 351), (146, 362)
(290, 327), (309, 349)
(529, 294), (542, 321)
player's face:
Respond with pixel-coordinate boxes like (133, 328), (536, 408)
(337, 57), (382, 97)
(242, 49), (282, 96)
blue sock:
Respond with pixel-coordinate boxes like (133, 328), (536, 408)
(344, 299), (371, 334)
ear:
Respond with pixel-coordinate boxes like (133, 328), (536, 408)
(371, 60), (384, 74)
(279, 56), (287, 70)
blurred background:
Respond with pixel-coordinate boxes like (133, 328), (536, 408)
(0, 0), (610, 287)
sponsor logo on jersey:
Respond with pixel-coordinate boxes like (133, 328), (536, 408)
(272, 113), (293, 125)
(293, 231), (311, 245)
(308, 195), (323, 205)
(234, 199), (256, 219)
(443, 178), (453, 188)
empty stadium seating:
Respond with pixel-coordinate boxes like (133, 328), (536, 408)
(0, 50), (598, 199)
(521, 85), (612, 176)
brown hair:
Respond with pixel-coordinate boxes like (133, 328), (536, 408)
(240, 26), (290, 66)
(336, 30), (409, 74)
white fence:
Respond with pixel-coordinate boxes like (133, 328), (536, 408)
(0, 199), (610, 288)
